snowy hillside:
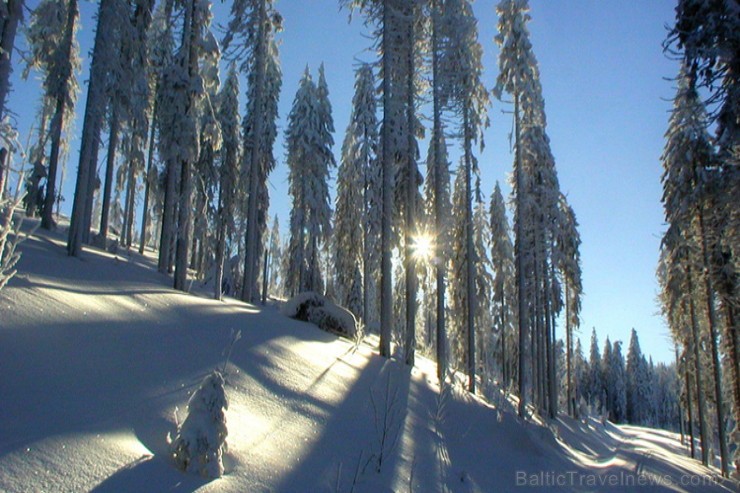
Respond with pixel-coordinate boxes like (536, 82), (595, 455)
(0, 226), (736, 493)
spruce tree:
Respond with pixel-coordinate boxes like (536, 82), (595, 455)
(490, 182), (515, 388)
(223, 0), (282, 302)
(284, 69), (333, 295)
(335, 66), (374, 317)
(25, 0), (80, 230)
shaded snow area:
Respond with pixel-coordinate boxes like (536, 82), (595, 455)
(0, 227), (737, 493)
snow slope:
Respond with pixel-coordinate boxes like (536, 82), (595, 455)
(0, 226), (737, 493)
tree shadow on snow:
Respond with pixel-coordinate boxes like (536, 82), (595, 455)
(89, 454), (209, 493)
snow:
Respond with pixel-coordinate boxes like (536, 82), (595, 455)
(282, 291), (358, 339)
(0, 224), (737, 492)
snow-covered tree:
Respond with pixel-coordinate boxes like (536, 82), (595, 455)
(425, 0), (452, 380)
(223, 0), (282, 303)
(155, 0), (215, 291)
(24, 0), (80, 230)
(557, 198), (582, 417)
(495, 0), (566, 418)
(284, 68), (333, 296)
(441, 0), (489, 393)
(266, 215), (282, 298)
(626, 329), (650, 425)
(214, 63), (241, 300)
(490, 182), (516, 389)
(610, 340), (627, 423)
(334, 65), (374, 318)
(340, 0), (404, 358)
(0, 0), (24, 120)
(587, 328), (602, 409)
(660, 66), (730, 473)
(170, 371), (228, 478)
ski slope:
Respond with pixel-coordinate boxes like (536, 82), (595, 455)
(0, 225), (736, 492)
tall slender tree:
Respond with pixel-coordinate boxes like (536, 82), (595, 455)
(25, 0), (80, 230)
(223, 0), (282, 303)
(334, 65), (375, 317)
(490, 182), (515, 389)
(284, 69), (333, 295)
(0, 0), (24, 120)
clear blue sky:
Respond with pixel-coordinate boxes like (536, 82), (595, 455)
(6, 0), (680, 363)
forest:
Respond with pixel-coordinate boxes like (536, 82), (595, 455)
(0, 0), (737, 485)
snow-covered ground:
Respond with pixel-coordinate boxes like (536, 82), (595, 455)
(0, 225), (737, 493)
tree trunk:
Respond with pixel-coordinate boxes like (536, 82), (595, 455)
(241, 0), (267, 303)
(173, 0), (198, 292)
(566, 282), (573, 417)
(697, 204), (729, 476)
(379, 0), (393, 358)
(99, 109), (120, 243)
(0, 0), (23, 120)
(687, 265), (710, 467)
(684, 352), (695, 459)
(139, 98), (158, 254)
(41, 0), (77, 230)
(431, 0), (446, 382)
(403, 1), (417, 367)
(515, 92), (528, 418)
(463, 105), (476, 394)
(214, 180), (226, 300)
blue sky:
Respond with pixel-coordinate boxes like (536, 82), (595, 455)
(6, 0), (680, 363)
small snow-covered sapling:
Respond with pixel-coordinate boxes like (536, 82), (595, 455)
(169, 371), (229, 478)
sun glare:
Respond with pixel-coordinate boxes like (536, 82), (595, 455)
(411, 233), (435, 262)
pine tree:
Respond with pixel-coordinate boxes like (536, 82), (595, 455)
(489, 182), (515, 389)
(611, 340), (627, 423)
(442, 0), (489, 392)
(214, 63), (240, 300)
(334, 66), (373, 317)
(340, 0), (406, 358)
(587, 328), (602, 410)
(25, 0), (80, 230)
(223, 0), (282, 302)
(660, 66), (730, 472)
(557, 198), (582, 417)
(667, 1), (740, 476)
(284, 69), (333, 295)
(495, 0), (567, 417)
(626, 329), (650, 424)
(266, 215), (282, 298)
(426, 0), (452, 380)
(0, 0), (24, 120)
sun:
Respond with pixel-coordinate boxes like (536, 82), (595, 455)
(411, 233), (435, 262)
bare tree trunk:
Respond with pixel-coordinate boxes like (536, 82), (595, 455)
(139, 99), (158, 253)
(379, 0), (393, 358)
(684, 352), (696, 459)
(99, 109), (120, 243)
(463, 105), (476, 394)
(687, 265), (710, 467)
(0, 0), (23, 120)
(214, 181), (226, 300)
(158, 158), (178, 273)
(566, 282), (573, 417)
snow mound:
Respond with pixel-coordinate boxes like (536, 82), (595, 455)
(281, 291), (357, 339)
